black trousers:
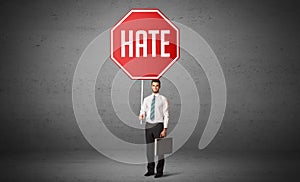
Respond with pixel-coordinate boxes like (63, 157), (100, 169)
(145, 122), (164, 174)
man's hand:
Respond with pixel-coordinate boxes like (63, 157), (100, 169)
(160, 128), (167, 138)
(138, 114), (144, 120)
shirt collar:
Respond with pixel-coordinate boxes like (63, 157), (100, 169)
(152, 93), (159, 97)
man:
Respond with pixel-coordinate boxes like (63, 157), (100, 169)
(138, 79), (169, 178)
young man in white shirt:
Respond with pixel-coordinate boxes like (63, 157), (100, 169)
(138, 80), (169, 178)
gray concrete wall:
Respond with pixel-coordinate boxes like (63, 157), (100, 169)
(1, 0), (299, 153)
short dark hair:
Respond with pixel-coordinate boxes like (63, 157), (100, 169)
(151, 79), (161, 86)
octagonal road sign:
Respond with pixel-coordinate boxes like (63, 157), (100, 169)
(111, 8), (180, 80)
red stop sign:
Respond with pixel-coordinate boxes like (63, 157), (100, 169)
(111, 9), (179, 80)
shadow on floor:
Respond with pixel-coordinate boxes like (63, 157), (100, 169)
(161, 172), (182, 178)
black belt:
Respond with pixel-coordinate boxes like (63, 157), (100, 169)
(145, 122), (163, 129)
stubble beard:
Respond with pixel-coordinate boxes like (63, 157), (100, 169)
(152, 89), (159, 94)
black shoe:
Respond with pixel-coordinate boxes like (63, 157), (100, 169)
(144, 172), (154, 176)
(154, 173), (163, 178)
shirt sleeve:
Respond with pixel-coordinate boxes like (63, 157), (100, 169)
(139, 98), (146, 116)
(163, 97), (169, 128)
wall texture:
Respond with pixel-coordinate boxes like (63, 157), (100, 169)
(1, 0), (299, 153)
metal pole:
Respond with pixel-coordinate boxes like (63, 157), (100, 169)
(140, 80), (144, 124)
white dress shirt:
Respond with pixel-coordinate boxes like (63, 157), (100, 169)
(140, 93), (169, 128)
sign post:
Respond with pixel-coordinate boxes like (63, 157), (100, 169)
(140, 80), (143, 124)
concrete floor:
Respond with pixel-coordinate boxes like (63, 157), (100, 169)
(1, 149), (299, 182)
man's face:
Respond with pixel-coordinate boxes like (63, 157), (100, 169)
(151, 82), (160, 93)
